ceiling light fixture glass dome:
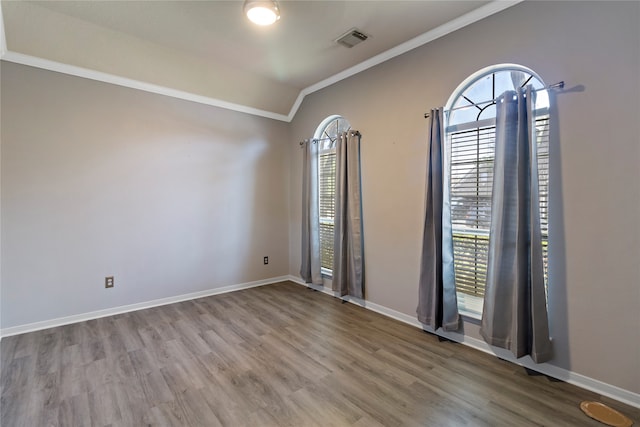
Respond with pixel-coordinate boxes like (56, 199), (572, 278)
(244, 0), (281, 26)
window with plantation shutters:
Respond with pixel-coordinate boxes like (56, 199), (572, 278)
(446, 67), (550, 316)
(315, 116), (350, 274)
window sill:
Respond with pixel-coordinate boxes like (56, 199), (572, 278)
(459, 309), (482, 324)
(456, 292), (483, 321)
(321, 267), (333, 279)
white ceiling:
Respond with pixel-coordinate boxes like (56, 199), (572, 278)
(0, 1), (519, 120)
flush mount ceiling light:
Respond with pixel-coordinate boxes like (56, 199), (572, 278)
(244, 0), (281, 26)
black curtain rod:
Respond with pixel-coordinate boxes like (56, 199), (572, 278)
(423, 81), (565, 119)
(299, 130), (361, 146)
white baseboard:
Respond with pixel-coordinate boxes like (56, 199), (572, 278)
(0, 276), (290, 338)
(286, 275), (640, 408)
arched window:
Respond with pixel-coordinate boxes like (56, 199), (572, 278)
(446, 65), (550, 316)
(315, 115), (351, 274)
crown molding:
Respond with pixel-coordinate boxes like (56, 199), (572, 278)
(1, 0), (523, 122)
(0, 51), (291, 122)
(296, 1), (523, 109)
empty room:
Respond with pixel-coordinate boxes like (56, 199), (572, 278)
(1, 1), (639, 426)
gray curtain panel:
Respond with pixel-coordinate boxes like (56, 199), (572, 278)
(480, 86), (552, 363)
(300, 139), (323, 285)
(332, 131), (365, 298)
(416, 108), (460, 331)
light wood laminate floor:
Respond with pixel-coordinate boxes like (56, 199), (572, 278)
(2, 281), (638, 426)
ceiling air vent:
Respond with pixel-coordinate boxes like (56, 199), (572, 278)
(335, 28), (369, 48)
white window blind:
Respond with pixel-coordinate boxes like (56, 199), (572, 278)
(319, 150), (336, 271)
(450, 116), (549, 303)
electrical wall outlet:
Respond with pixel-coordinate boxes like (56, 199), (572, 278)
(105, 276), (114, 288)
(263, 256), (269, 265)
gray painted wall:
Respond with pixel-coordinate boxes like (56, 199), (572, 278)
(288, 1), (640, 394)
(1, 62), (290, 328)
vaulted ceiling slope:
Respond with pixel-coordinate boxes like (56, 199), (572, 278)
(0, 1), (520, 121)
